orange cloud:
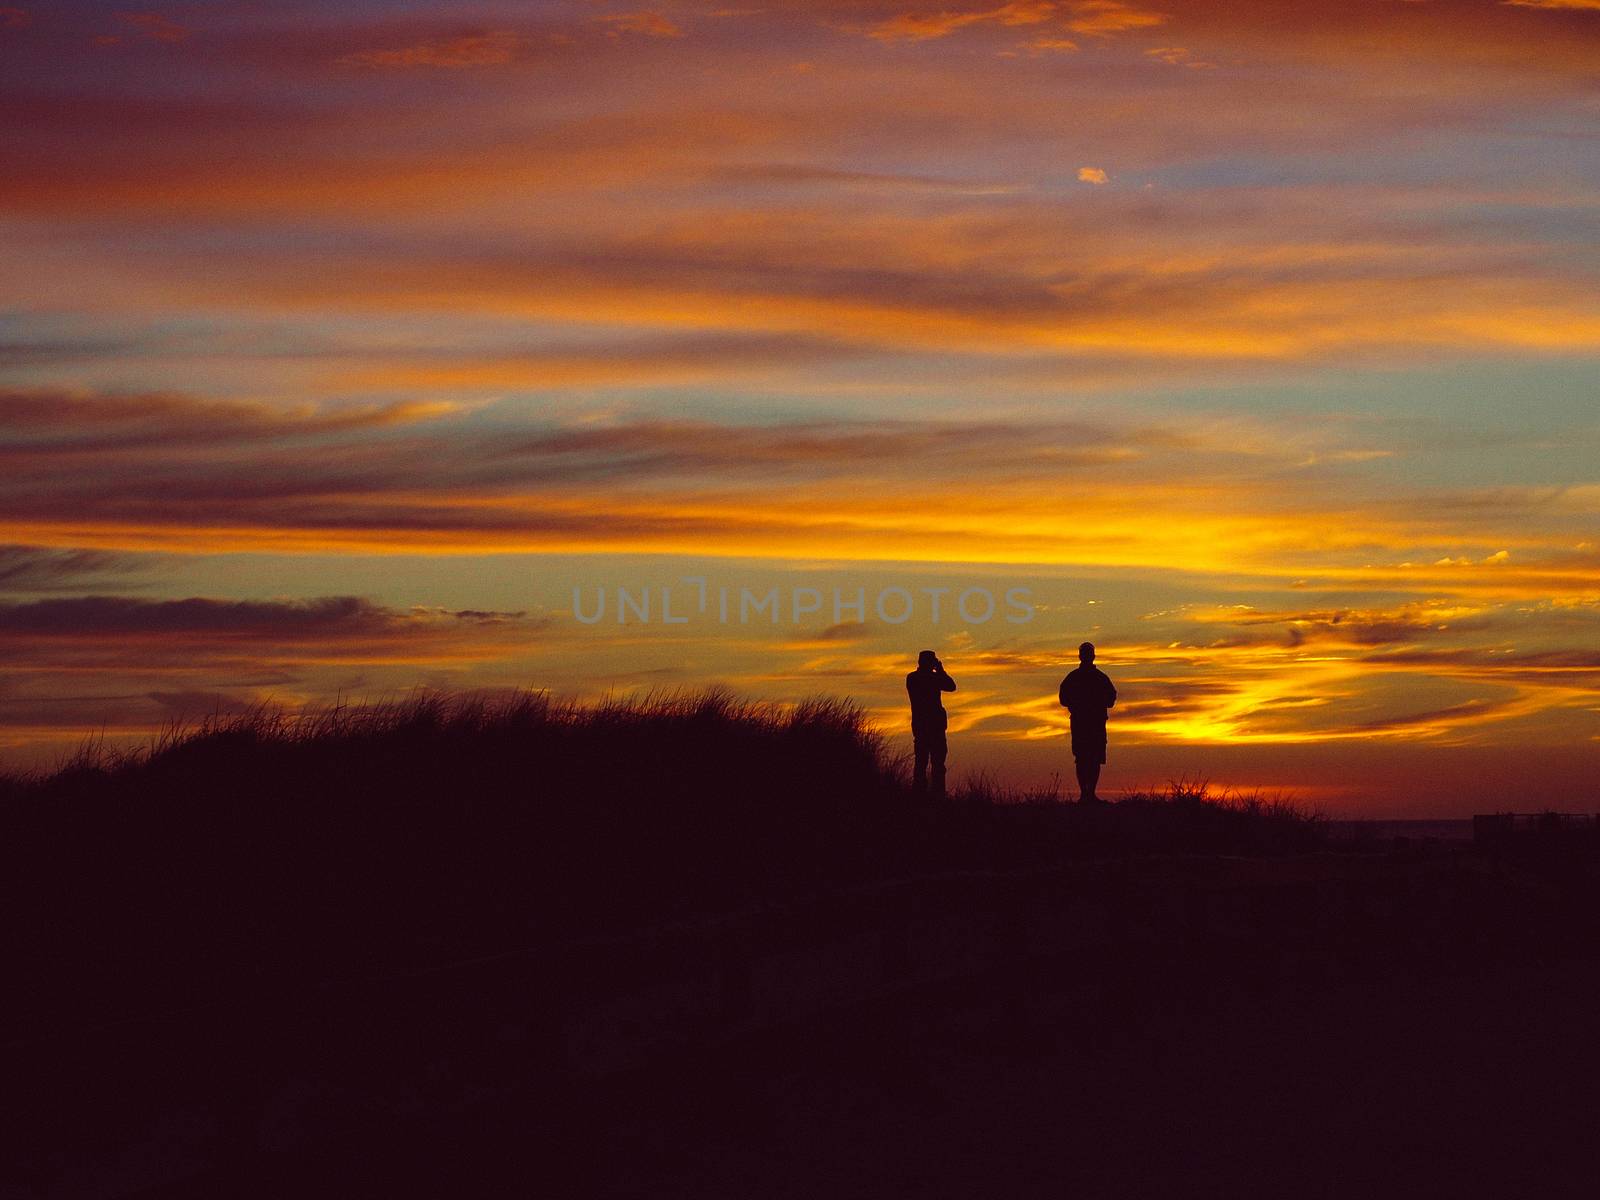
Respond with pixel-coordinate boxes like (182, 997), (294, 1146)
(197, 204), (1600, 365)
(600, 11), (685, 38)
(339, 30), (523, 68)
(4, 389), (1598, 608)
(868, 1), (1057, 41)
(861, 0), (1163, 43)
(1062, 1), (1165, 35)
(951, 625), (1592, 749)
(1145, 45), (1212, 67)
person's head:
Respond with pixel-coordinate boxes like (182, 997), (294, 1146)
(1079, 641), (1095, 664)
(918, 649), (939, 670)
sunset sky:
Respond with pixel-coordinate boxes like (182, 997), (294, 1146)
(2, 0), (1598, 813)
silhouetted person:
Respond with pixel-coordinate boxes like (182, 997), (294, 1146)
(906, 650), (956, 796)
(1059, 641), (1116, 803)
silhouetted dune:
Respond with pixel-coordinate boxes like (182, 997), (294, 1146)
(6, 690), (1597, 1198)
(0, 688), (1322, 1023)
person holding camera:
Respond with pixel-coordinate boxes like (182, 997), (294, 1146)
(906, 650), (956, 797)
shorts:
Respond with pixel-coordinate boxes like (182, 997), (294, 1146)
(1071, 725), (1106, 764)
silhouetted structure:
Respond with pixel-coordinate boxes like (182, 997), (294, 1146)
(906, 650), (956, 796)
(1059, 641), (1116, 803)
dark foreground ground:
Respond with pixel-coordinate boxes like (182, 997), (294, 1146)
(145, 939), (1600, 1199)
(6, 693), (1597, 1198)
(127, 830), (1600, 1199)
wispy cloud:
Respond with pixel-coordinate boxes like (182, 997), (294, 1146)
(0, 595), (542, 677)
(1145, 45), (1212, 68)
(0, 545), (152, 593)
(862, 1), (1163, 43)
(338, 31), (523, 69)
(1501, 1), (1600, 10)
(118, 11), (189, 43)
(2, 388), (1596, 604)
(599, 11), (685, 38)
(1062, 1), (1165, 35)
(867, 1), (1056, 41)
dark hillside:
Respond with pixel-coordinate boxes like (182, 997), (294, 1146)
(0, 688), (1321, 1033)
(16, 690), (1597, 1199)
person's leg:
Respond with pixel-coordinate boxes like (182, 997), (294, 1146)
(913, 738), (929, 792)
(1082, 760), (1101, 802)
(931, 733), (947, 797)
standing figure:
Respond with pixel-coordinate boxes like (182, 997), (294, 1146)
(1058, 641), (1117, 803)
(906, 650), (956, 796)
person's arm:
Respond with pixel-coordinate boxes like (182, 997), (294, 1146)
(938, 669), (956, 692)
(1105, 676), (1117, 710)
(1059, 677), (1071, 708)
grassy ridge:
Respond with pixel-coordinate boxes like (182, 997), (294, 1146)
(0, 688), (1321, 1026)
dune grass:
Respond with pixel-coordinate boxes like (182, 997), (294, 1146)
(0, 688), (1324, 1022)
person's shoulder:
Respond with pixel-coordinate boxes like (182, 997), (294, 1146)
(906, 670), (920, 685)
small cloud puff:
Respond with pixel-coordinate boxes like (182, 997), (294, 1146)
(1146, 46), (1215, 68)
(1065, 1), (1167, 35)
(601, 11), (684, 38)
(1077, 166), (1109, 184)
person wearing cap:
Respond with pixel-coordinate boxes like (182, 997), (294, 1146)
(905, 650), (956, 796)
(1058, 641), (1117, 803)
